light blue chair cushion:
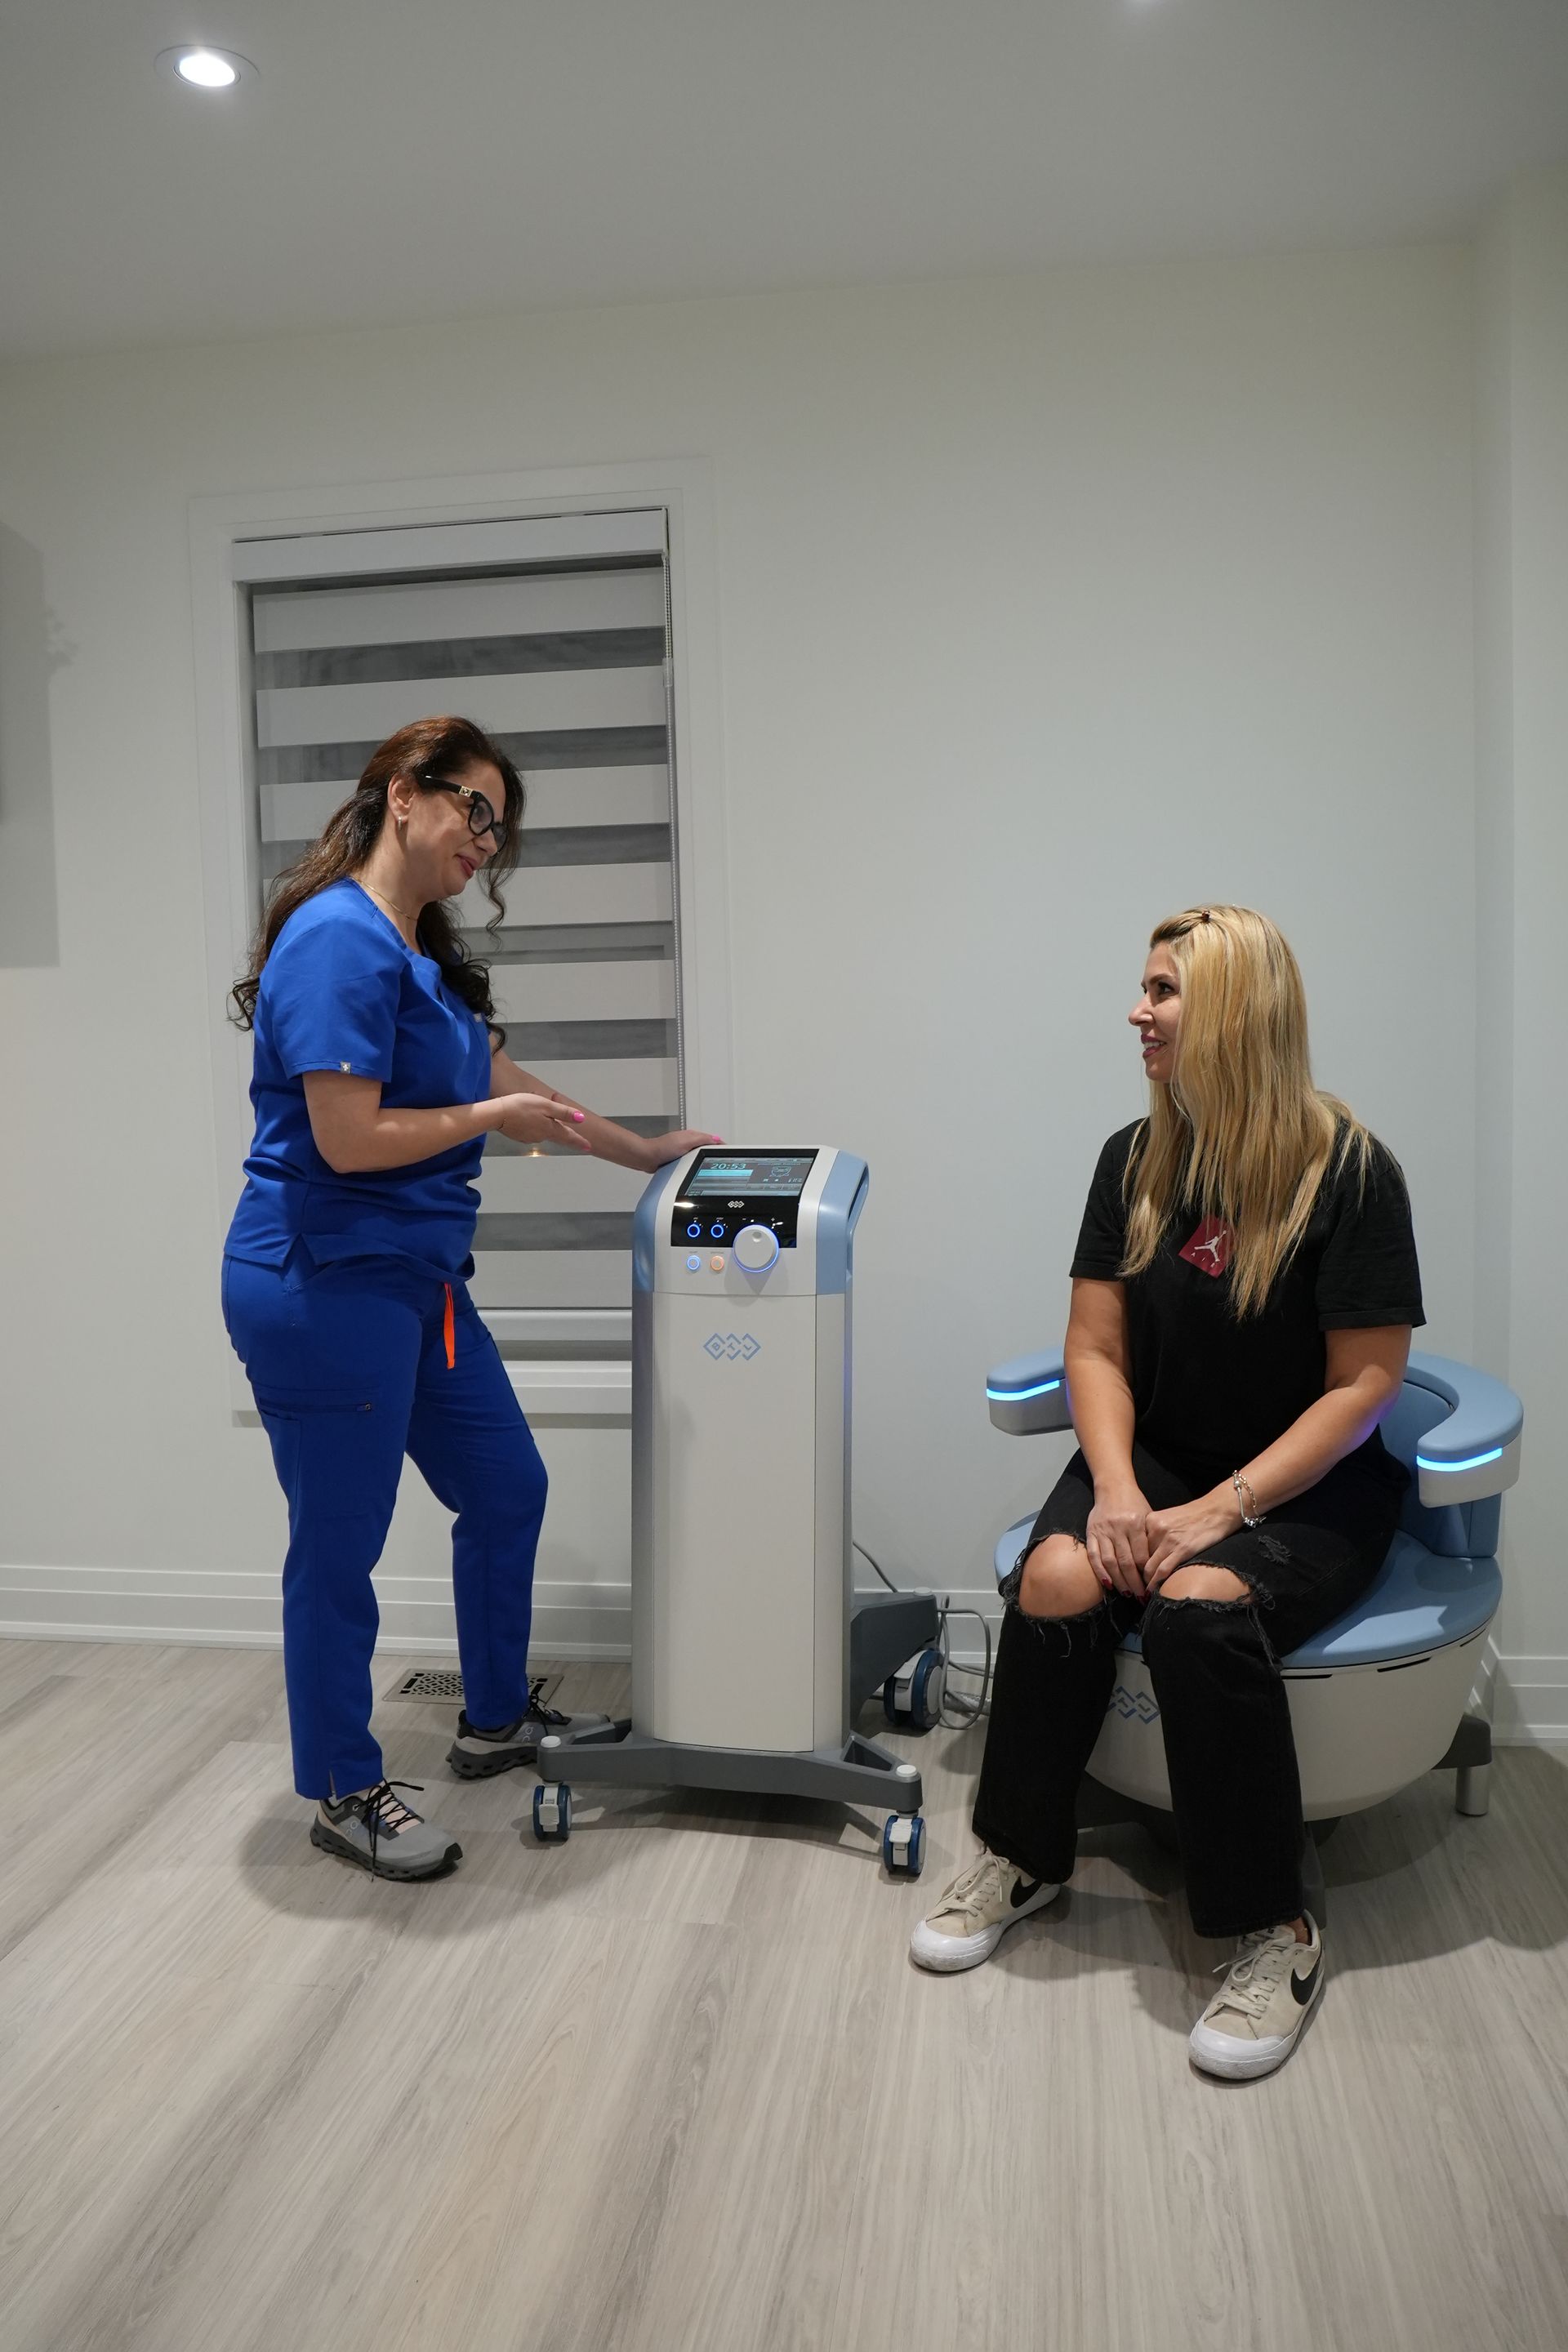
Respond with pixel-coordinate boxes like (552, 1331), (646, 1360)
(991, 1520), (1500, 1668)
(1280, 1534), (1501, 1666)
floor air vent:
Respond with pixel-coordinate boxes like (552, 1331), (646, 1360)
(388, 1668), (466, 1702)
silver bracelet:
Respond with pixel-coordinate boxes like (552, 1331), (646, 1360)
(1232, 1470), (1266, 1527)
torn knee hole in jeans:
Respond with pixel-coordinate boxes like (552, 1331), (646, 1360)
(1000, 1537), (1113, 1652)
(1143, 1584), (1285, 1673)
(1145, 1596), (1252, 1628)
(1150, 1555), (1274, 1612)
(1143, 1582), (1274, 1660)
(997, 1530), (1084, 1601)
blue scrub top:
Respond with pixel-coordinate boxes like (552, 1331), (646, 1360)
(225, 878), (495, 1281)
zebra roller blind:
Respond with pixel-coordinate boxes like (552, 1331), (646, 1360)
(244, 517), (682, 1312)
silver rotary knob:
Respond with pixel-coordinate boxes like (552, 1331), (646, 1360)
(733, 1223), (780, 1272)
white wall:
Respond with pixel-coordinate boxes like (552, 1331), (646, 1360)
(1476, 168), (1568, 1736)
(0, 248), (1483, 1676)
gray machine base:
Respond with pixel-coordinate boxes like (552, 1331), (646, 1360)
(537, 1722), (922, 1813)
(849, 1587), (942, 1719)
(533, 1588), (938, 1818)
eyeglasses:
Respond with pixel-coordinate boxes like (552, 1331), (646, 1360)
(422, 773), (512, 858)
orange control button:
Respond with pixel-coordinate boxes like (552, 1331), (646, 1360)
(710, 1254), (727, 1272)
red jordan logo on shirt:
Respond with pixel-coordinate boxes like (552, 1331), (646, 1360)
(1179, 1217), (1233, 1276)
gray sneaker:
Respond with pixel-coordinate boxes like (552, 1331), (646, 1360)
(446, 1677), (610, 1780)
(310, 1780), (462, 1880)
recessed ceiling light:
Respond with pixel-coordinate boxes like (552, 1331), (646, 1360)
(154, 45), (258, 92)
(178, 50), (237, 87)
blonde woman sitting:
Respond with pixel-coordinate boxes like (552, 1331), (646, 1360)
(911, 906), (1423, 2082)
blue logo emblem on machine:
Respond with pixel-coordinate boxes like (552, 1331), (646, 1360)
(704, 1333), (761, 1361)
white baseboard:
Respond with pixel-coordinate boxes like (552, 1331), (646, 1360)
(1490, 1654), (1568, 1745)
(0, 1566), (999, 1664)
(0, 1567), (1000, 1671)
(3, 1562), (1565, 1747)
(0, 1563), (628, 1663)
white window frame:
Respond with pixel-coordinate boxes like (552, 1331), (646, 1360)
(189, 460), (733, 1404)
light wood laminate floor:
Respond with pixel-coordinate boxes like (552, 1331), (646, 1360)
(2, 1636), (1566, 2352)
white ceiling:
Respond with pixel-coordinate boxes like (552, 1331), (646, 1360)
(2, 0), (1565, 361)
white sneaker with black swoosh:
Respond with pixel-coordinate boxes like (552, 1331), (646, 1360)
(909, 1849), (1061, 1972)
(1188, 1914), (1325, 2079)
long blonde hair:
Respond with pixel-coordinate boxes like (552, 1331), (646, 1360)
(1121, 904), (1372, 1318)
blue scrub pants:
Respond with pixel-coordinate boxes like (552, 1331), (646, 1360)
(221, 1245), (548, 1800)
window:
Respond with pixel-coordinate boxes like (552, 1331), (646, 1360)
(234, 509), (684, 1315)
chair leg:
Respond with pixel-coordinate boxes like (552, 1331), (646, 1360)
(1300, 1829), (1328, 1930)
(1435, 1710), (1494, 1818)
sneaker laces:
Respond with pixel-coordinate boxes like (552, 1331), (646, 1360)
(348, 1779), (425, 1878)
(525, 1675), (571, 1730)
(934, 1851), (1009, 1926)
(1209, 1927), (1297, 2022)
(466, 1680), (569, 1742)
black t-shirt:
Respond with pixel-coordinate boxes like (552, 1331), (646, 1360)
(1070, 1121), (1425, 1477)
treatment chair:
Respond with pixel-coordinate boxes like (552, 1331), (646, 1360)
(984, 1348), (1523, 1918)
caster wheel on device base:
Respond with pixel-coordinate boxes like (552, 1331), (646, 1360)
(882, 1812), (925, 1878)
(882, 1647), (945, 1732)
(532, 1782), (572, 1842)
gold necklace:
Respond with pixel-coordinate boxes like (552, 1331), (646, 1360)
(358, 876), (420, 943)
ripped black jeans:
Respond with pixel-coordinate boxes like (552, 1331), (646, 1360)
(972, 1440), (1405, 1937)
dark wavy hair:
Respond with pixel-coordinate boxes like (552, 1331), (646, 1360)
(229, 715), (524, 1031)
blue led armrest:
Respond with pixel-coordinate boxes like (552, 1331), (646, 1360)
(1399, 1352), (1522, 1508)
(987, 1345), (1072, 1437)
(983, 1340), (1521, 1514)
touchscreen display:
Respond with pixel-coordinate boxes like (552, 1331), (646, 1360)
(670, 1150), (817, 1249)
(683, 1152), (817, 1199)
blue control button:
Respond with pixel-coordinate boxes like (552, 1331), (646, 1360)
(687, 1223), (702, 1238)
(685, 1254), (702, 1272)
(710, 1223), (727, 1240)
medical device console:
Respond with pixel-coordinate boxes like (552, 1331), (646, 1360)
(669, 1148), (817, 1253)
(533, 1145), (937, 1876)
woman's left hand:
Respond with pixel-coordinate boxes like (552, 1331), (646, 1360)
(644, 1129), (724, 1169)
(1143, 1488), (1245, 1592)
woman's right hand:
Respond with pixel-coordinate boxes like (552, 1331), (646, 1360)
(1085, 1482), (1152, 1598)
(492, 1094), (594, 1151)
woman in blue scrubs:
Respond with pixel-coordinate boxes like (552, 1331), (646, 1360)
(224, 714), (715, 1880)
